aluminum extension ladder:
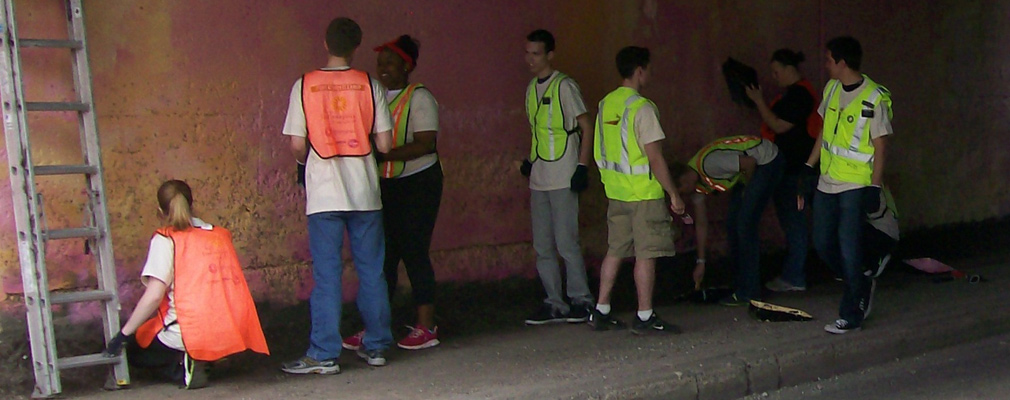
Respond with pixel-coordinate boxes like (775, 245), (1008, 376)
(0, 0), (129, 397)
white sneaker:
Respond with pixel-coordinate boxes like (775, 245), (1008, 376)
(824, 319), (862, 334)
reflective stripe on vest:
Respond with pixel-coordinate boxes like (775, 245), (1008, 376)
(687, 135), (764, 194)
(820, 75), (892, 185)
(302, 69), (375, 158)
(526, 73), (572, 161)
(594, 87), (664, 202)
(381, 83), (424, 178)
(136, 227), (270, 361)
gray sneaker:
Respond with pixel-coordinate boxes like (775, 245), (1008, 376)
(765, 277), (807, 292)
(357, 349), (387, 367)
(280, 356), (340, 375)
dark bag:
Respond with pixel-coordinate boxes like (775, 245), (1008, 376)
(721, 57), (759, 108)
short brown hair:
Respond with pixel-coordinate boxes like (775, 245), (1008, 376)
(325, 17), (362, 57)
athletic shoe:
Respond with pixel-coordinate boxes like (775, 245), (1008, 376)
(524, 304), (566, 325)
(566, 303), (592, 323)
(824, 319), (862, 334)
(631, 313), (682, 335)
(865, 254), (891, 278)
(183, 353), (208, 389)
(398, 325), (440, 350)
(588, 309), (627, 331)
(765, 277), (807, 292)
(280, 356), (340, 375)
(718, 293), (750, 307)
(342, 330), (365, 351)
(863, 278), (878, 320)
(356, 349), (387, 367)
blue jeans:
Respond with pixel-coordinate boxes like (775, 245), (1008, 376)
(727, 153), (784, 300)
(307, 211), (392, 361)
(772, 171), (816, 287)
(813, 189), (871, 326)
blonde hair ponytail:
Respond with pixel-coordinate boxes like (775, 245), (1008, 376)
(157, 180), (195, 231)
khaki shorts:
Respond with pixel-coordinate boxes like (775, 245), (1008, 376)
(606, 198), (676, 259)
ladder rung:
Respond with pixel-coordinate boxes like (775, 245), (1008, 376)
(25, 102), (90, 112)
(58, 354), (122, 370)
(19, 39), (83, 49)
(33, 164), (99, 176)
(44, 227), (99, 240)
(50, 290), (115, 305)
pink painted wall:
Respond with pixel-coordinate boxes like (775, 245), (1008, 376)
(1, 1), (1008, 315)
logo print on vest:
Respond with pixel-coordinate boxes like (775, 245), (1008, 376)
(332, 96), (348, 113)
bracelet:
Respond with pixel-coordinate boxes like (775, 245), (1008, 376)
(696, 258), (706, 264)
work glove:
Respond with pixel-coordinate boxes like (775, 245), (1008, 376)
(863, 185), (882, 214)
(102, 331), (129, 358)
(570, 164), (588, 192)
(520, 159), (533, 177)
(296, 163), (306, 187)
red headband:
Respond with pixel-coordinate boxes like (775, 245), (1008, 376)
(373, 40), (415, 69)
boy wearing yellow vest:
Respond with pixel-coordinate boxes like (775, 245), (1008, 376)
(589, 46), (687, 334)
(803, 36), (893, 334)
(673, 136), (785, 306)
(520, 29), (597, 325)
(102, 180), (269, 389)
(280, 17), (395, 372)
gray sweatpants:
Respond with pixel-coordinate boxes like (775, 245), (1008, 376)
(531, 189), (594, 313)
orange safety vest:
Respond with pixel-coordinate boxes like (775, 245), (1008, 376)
(760, 79), (822, 141)
(302, 69), (375, 158)
(136, 226), (270, 361)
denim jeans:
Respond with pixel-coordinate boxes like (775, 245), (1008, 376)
(813, 188), (871, 326)
(306, 210), (392, 361)
(727, 152), (784, 300)
(772, 171), (816, 287)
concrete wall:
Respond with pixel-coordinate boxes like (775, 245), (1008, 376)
(1, 0), (1007, 316)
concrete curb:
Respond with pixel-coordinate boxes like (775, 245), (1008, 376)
(575, 291), (1010, 400)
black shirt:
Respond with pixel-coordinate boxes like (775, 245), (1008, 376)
(770, 83), (816, 172)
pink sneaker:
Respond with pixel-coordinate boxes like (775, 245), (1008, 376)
(342, 330), (364, 351)
(397, 325), (440, 350)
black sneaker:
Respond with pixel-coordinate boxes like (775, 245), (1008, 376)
(183, 353), (209, 389)
(631, 313), (682, 335)
(566, 303), (591, 323)
(824, 319), (861, 334)
(524, 304), (566, 325)
(588, 309), (627, 331)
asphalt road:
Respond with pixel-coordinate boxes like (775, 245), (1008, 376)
(745, 333), (1010, 400)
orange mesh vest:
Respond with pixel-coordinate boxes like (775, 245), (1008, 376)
(136, 226), (270, 361)
(302, 69), (375, 158)
(760, 79), (823, 140)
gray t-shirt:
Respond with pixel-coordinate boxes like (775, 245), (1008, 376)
(701, 139), (779, 179)
(817, 78), (894, 194)
(529, 71), (589, 191)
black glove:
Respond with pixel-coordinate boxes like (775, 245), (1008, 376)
(520, 159), (533, 177)
(296, 163), (306, 187)
(863, 185), (882, 214)
(103, 331), (129, 358)
(570, 164), (588, 192)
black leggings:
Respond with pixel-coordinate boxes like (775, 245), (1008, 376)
(382, 162), (443, 306)
(126, 335), (183, 383)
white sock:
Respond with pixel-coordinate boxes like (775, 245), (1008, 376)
(595, 304), (611, 315)
(637, 309), (654, 321)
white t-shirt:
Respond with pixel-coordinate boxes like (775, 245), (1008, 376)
(282, 67), (394, 214)
(387, 86), (439, 178)
(140, 217), (214, 352)
(700, 139), (779, 179)
(817, 78), (894, 194)
(528, 71), (589, 191)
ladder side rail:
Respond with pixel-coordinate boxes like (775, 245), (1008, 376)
(65, 0), (130, 386)
(0, 0), (60, 397)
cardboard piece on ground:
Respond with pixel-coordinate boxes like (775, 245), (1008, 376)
(749, 300), (813, 322)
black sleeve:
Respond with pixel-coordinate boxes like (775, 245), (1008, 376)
(771, 85), (815, 125)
